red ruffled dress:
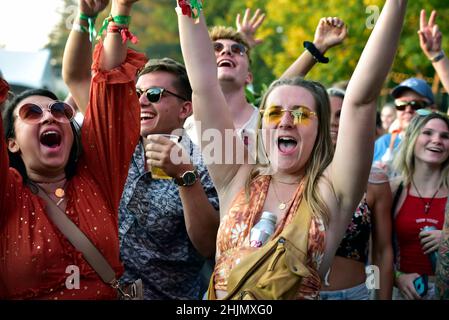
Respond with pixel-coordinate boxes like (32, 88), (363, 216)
(0, 43), (147, 299)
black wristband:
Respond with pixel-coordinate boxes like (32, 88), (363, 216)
(303, 41), (329, 64)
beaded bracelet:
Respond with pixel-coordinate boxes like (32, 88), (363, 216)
(79, 13), (98, 42)
(303, 41), (329, 64)
(98, 14), (132, 40)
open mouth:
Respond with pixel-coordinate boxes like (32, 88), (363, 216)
(427, 146), (443, 153)
(40, 130), (62, 148)
(277, 136), (298, 154)
(217, 59), (235, 68)
(141, 112), (156, 121)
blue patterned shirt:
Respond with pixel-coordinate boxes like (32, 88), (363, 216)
(118, 132), (219, 299)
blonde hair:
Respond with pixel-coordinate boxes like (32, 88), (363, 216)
(393, 112), (449, 188)
(209, 26), (252, 64)
(246, 77), (334, 226)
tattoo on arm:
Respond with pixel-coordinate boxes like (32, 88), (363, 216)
(436, 204), (449, 299)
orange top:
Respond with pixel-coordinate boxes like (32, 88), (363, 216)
(0, 43), (147, 299)
(213, 175), (326, 299)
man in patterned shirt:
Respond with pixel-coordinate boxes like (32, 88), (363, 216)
(118, 58), (220, 299)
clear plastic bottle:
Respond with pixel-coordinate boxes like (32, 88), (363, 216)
(249, 211), (277, 248)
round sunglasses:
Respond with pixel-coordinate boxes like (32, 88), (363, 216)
(394, 100), (430, 111)
(261, 106), (317, 126)
(213, 41), (247, 56)
(136, 87), (187, 103)
(18, 101), (75, 124)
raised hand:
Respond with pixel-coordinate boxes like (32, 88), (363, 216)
(236, 8), (266, 48)
(112, 0), (139, 14)
(79, 0), (109, 16)
(313, 17), (348, 53)
(418, 9), (442, 59)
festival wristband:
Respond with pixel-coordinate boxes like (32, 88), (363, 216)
(303, 41), (329, 64)
(79, 13), (98, 42)
(98, 15), (132, 40)
(430, 50), (445, 63)
(176, 0), (203, 22)
(107, 25), (138, 44)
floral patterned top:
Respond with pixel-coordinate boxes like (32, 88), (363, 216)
(335, 196), (371, 263)
(335, 166), (388, 263)
(213, 175), (326, 300)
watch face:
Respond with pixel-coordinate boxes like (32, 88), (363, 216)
(183, 171), (197, 186)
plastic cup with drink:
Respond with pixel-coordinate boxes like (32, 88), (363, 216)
(147, 134), (181, 179)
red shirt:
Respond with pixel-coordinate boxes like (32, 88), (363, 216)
(395, 185), (446, 275)
(0, 43), (146, 299)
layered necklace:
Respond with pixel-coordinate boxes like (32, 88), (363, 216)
(271, 177), (301, 210)
(411, 179), (440, 214)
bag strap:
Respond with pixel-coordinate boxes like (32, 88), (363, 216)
(33, 185), (120, 288)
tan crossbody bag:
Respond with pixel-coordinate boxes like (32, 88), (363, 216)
(208, 199), (313, 300)
(34, 185), (143, 300)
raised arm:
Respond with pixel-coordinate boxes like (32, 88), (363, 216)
(178, 7), (245, 191)
(281, 17), (347, 79)
(330, 0), (407, 215)
(418, 9), (449, 113)
(82, 0), (146, 211)
(62, 0), (109, 114)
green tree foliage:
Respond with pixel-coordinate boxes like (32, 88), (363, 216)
(47, 0), (449, 102)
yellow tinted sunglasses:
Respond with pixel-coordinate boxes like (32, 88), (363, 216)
(261, 106), (317, 126)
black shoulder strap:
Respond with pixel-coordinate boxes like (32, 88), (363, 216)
(392, 181), (404, 217)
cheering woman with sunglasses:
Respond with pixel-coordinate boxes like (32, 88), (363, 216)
(177, 0), (407, 299)
(391, 109), (449, 299)
(0, 0), (146, 299)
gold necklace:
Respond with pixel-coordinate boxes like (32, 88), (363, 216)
(271, 179), (294, 210)
(36, 180), (67, 207)
(411, 179), (440, 214)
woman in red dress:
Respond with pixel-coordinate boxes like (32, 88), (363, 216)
(0, 0), (146, 299)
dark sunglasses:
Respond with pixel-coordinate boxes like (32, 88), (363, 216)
(136, 87), (187, 103)
(213, 42), (247, 56)
(394, 100), (430, 111)
(18, 101), (75, 124)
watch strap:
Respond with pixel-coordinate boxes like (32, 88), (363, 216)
(175, 169), (199, 186)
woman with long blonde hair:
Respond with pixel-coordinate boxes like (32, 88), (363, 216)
(392, 110), (449, 300)
(177, 0), (407, 299)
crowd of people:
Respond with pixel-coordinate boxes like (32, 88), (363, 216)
(0, 0), (448, 300)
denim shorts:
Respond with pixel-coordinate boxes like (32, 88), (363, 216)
(320, 282), (370, 300)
